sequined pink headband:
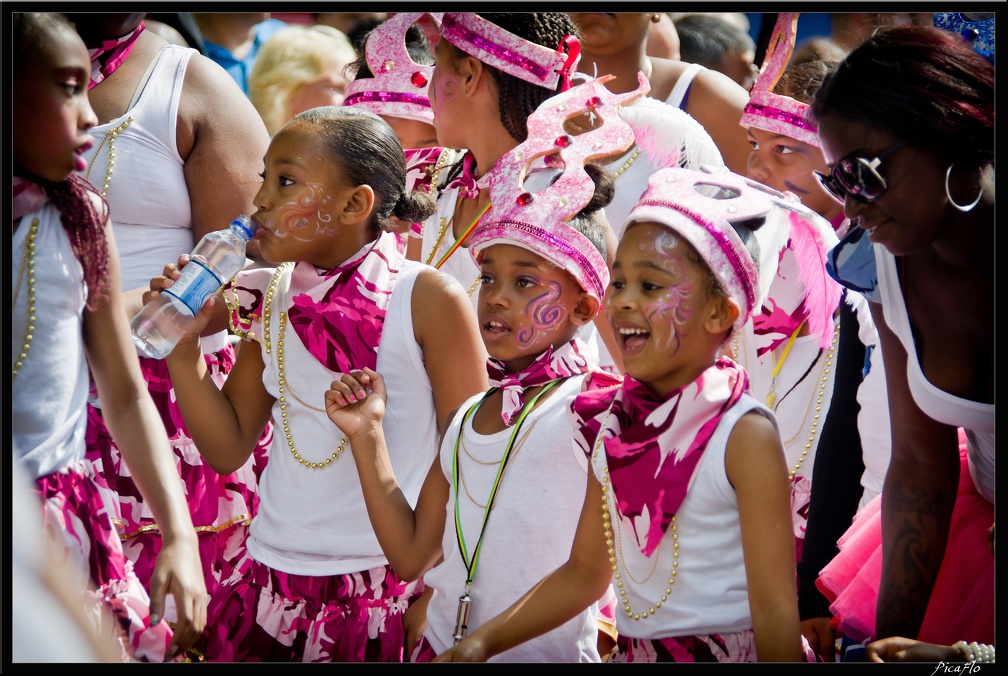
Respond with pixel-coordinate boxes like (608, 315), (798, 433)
(344, 12), (442, 124)
(470, 73), (650, 303)
(440, 12), (581, 91)
(739, 13), (819, 148)
(625, 166), (805, 329)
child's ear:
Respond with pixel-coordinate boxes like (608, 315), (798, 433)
(339, 184), (376, 226)
(461, 55), (488, 96)
(705, 296), (741, 335)
(570, 292), (600, 327)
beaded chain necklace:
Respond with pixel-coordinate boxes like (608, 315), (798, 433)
(426, 198), (491, 298)
(592, 401), (680, 621)
(262, 263), (348, 470)
(732, 322), (840, 480)
(84, 117), (134, 197)
(12, 218), (39, 378)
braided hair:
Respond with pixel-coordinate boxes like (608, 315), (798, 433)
(447, 13), (581, 143)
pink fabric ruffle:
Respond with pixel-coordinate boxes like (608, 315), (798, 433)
(816, 430), (994, 645)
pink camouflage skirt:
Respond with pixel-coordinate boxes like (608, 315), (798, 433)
(191, 552), (423, 662)
(36, 460), (175, 662)
(84, 344), (272, 632)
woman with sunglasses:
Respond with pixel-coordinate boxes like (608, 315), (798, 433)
(808, 25), (994, 652)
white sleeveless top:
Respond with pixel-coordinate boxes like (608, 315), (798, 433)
(79, 45), (196, 294)
(666, 62), (705, 110)
(13, 203), (90, 478)
(875, 245), (995, 503)
(78, 45), (230, 354)
(423, 375), (601, 661)
(248, 261), (439, 575)
(592, 394), (776, 638)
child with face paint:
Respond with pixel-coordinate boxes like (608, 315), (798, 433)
(737, 14), (892, 662)
(344, 12), (449, 264)
(324, 76), (643, 662)
(12, 12), (207, 662)
(431, 166), (823, 663)
(420, 12), (626, 377)
(147, 106), (489, 662)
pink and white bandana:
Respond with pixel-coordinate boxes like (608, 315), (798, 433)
(570, 357), (747, 557)
(13, 177), (48, 220)
(229, 231), (404, 373)
(86, 21), (146, 90)
(487, 337), (593, 426)
(446, 150), (491, 200)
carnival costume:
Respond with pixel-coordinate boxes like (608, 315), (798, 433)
(412, 71), (644, 661)
(735, 18), (892, 636)
(13, 179), (171, 662)
(572, 165), (818, 662)
(190, 232), (436, 662)
(78, 36), (271, 614)
(416, 12), (582, 314)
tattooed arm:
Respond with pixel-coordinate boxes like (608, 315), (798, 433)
(870, 304), (960, 640)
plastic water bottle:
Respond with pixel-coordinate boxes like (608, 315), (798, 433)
(131, 215), (257, 359)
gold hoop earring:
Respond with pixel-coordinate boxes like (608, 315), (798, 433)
(945, 164), (983, 213)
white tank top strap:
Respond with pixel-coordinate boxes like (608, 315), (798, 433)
(666, 62), (705, 110)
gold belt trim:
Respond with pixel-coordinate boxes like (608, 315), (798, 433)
(115, 513), (253, 541)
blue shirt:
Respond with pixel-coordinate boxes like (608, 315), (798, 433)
(201, 18), (287, 96)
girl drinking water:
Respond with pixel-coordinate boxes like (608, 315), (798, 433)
(324, 75), (645, 661)
(148, 106), (489, 661)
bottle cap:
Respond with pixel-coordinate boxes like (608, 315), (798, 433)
(232, 215), (257, 240)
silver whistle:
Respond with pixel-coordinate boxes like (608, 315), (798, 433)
(452, 593), (472, 645)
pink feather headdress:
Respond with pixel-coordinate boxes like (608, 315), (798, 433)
(739, 13), (819, 148)
(344, 12), (442, 124)
(469, 73), (651, 303)
(440, 12), (581, 91)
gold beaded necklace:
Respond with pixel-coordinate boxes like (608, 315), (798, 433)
(593, 403), (680, 621)
(610, 147), (641, 180)
(732, 322), (840, 480)
(262, 263), (347, 470)
(12, 218), (39, 379)
(83, 116), (133, 197)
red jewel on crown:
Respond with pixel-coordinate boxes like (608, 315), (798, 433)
(411, 71), (428, 88)
(585, 96), (601, 107)
(516, 192), (534, 206)
(554, 135), (572, 148)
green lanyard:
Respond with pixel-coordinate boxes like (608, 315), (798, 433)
(451, 378), (563, 590)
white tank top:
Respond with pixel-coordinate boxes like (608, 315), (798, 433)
(875, 245), (994, 502)
(13, 203), (90, 478)
(593, 394), (776, 638)
(423, 375), (601, 661)
(248, 261), (439, 575)
(79, 45), (196, 295)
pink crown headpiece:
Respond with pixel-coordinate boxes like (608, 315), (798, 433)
(469, 73), (650, 304)
(440, 12), (581, 91)
(739, 13), (819, 148)
(344, 12), (442, 124)
(625, 166), (814, 330)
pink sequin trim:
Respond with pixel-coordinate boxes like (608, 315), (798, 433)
(440, 13), (568, 89)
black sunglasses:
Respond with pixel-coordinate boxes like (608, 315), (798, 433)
(814, 140), (907, 203)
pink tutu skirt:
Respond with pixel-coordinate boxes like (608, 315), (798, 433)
(816, 431), (994, 645)
(85, 343), (272, 604)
